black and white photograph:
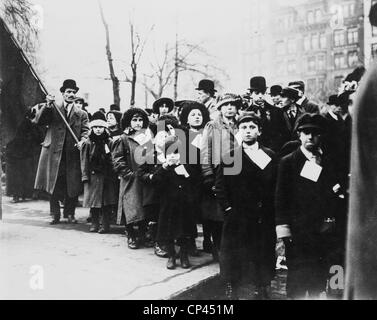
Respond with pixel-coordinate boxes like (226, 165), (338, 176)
(1, 0), (376, 303)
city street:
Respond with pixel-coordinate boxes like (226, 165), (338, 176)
(0, 196), (218, 300)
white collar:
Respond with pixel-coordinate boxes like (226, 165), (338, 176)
(243, 141), (259, 151)
(296, 96), (306, 105)
(328, 110), (339, 121)
(300, 146), (323, 161)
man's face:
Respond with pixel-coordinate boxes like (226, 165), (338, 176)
(281, 96), (294, 108)
(271, 95), (282, 106)
(130, 115), (144, 131)
(187, 109), (203, 128)
(220, 103), (237, 118)
(62, 89), (77, 103)
(197, 90), (211, 104)
(93, 126), (105, 136)
(239, 121), (261, 145)
(250, 91), (265, 106)
(73, 100), (84, 109)
(159, 105), (169, 116)
(329, 104), (342, 116)
(299, 128), (321, 152)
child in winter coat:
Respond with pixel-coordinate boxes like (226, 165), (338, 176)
(81, 111), (118, 233)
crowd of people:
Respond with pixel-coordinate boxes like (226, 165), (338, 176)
(6, 67), (365, 300)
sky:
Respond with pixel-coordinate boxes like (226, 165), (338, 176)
(29, 0), (291, 112)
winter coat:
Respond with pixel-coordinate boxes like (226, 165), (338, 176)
(150, 163), (197, 243)
(275, 148), (340, 258)
(81, 135), (118, 208)
(215, 145), (277, 285)
(200, 114), (238, 222)
(112, 133), (149, 225)
(31, 102), (89, 197)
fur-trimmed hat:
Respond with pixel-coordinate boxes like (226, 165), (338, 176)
(179, 101), (210, 129)
(121, 108), (149, 131)
(152, 98), (174, 114)
(216, 93), (243, 110)
(60, 79), (79, 93)
(90, 111), (108, 128)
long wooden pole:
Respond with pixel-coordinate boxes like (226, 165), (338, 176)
(1, 18), (79, 144)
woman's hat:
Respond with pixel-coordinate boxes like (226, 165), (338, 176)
(90, 111), (108, 128)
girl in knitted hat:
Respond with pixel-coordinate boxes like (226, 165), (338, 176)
(81, 111), (118, 233)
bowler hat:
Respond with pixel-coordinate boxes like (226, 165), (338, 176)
(60, 79), (79, 93)
(196, 79), (217, 94)
(249, 76), (267, 93)
(270, 85), (282, 97)
(281, 87), (300, 102)
(327, 95), (339, 106)
(152, 98), (175, 114)
(295, 113), (326, 133)
(90, 111), (108, 128)
(237, 111), (262, 128)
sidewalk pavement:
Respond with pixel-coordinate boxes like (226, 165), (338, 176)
(0, 196), (219, 300)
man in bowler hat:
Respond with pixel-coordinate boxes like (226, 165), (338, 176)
(246, 76), (286, 152)
(269, 85), (283, 108)
(31, 79), (89, 224)
(196, 79), (218, 120)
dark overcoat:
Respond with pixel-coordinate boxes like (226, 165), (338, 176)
(81, 137), (118, 208)
(31, 103), (89, 197)
(151, 164), (197, 243)
(275, 148), (339, 256)
(215, 145), (277, 286)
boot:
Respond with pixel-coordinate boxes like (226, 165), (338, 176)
(98, 210), (110, 234)
(180, 245), (191, 269)
(90, 210), (100, 232)
(155, 243), (168, 258)
(166, 244), (176, 270)
(50, 214), (60, 225)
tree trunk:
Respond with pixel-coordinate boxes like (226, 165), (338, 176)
(99, 2), (120, 108)
(174, 33), (179, 101)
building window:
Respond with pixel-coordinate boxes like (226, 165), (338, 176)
(307, 79), (317, 94)
(311, 34), (319, 50)
(288, 38), (296, 54)
(304, 35), (311, 51)
(348, 51), (359, 67)
(334, 76), (343, 90)
(318, 55), (326, 70)
(334, 53), (346, 69)
(288, 60), (297, 73)
(348, 27), (358, 44)
(334, 30), (345, 47)
(308, 56), (316, 72)
(315, 9), (322, 23)
(320, 33), (326, 49)
(307, 11), (314, 24)
(277, 41), (285, 55)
